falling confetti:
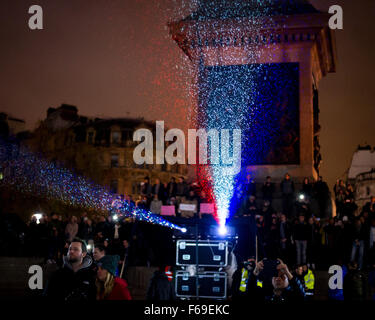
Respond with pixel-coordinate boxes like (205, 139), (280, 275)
(0, 138), (184, 231)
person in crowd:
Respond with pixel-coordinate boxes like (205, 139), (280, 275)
(280, 173), (295, 217)
(333, 179), (346, 197)
(47, 213), (63, 264)
(231, 258), (256, 300)
(244, 173), (256, 198)
(81, 218), (94, 243)
(247, 259), (305, 302)
(343, 261), (369, 301)
(302, 263), (315, 298)
(350, 217), (367, 270)
(306, 216), (319, 270)
(176, 176), (188, 205)
(140, 176), (152, 203)
(261, 176), (274, 204)
(260, 200), (274, 227)
(65, 216), (78, 243)
(369, 218), (375, 263)
(264, 216), (280, 253)
(293, 214), (309, 265)
(369, 260), (375, 301)
(95, 215), (110, 239)
(335, 189), (346, 218)
(279, 213), (292, 262)
(93, 243), (106, 262)
(78, 212), (88, 237)
(152, 178), (165, 204)
(294, 264), (305, 285)
(150, 194), (162, 215)
(302, 177), (313, 199)
(313, 176), (330, 218)
(146, 265), (176, 301)
(343, 197), (358, 220)
(96, 255), (132, 300)
(167, 177), (177, 199)
(345, 183), (355, 200)
(45, 238), (96, 300)
(37, 215), (50, 259)
(241, 195), (258, 217)
(117, 239), (131, 280)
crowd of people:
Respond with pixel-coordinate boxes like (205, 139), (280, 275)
(1, 172), (375, 301)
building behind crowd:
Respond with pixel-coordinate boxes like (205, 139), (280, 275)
(348, 145), (375, 208)
(0, 112), (26, 136)
(28, 104), (188, 198)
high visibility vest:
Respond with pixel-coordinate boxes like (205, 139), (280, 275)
(165, 266), (173, 282)
(239, 268), (248, 292)
(304, 269), (315, 291)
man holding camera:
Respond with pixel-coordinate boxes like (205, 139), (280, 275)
(242, 258), (306, 302)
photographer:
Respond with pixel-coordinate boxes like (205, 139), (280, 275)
(231, 258), (256, 300)
(247, 259), (306, 302)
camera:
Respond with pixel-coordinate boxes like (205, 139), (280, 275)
(243, 260), (255, 270)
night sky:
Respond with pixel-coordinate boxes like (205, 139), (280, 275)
(1, 0), (374, 188)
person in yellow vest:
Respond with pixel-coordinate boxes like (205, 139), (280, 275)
(302, 263), (315, 298)
(231, 258), (256, 300)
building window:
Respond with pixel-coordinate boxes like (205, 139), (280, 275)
(110, 180), (118, 194)
(132, 181), (141, 195)
(111, 154), (119, 168)
(367, 186), (371, 196)
(87, 131), (94, 144)
(122, 129), (133, 142)
(112, 131), (121, 144)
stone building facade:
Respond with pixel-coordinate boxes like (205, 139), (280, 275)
(348, 145), (375, 208)
(169, 0), (336, 183)
(28, 104), (187, 199)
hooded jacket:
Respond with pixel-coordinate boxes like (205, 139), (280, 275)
(45, 255), (96, 301)
(146, 270), (175, 301)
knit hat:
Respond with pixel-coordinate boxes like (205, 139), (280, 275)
(97, 255), (120, 276)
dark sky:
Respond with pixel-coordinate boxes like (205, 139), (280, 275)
(1, 0), (374, 188)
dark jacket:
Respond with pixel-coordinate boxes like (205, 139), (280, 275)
(141, 182), (152, 197)
(146, 270), (175, 301)
(261, 182), (275, 200)
(81, 223), (94, 241)
(343, 270), (369, 301)
(176, 182), (188, 197)
(293, 222), (310, 241)
(280, 179), (295, 195)
(167, 181), (177, 198)
(45, 255), (96, 301)
(247, 273), (305, 302)
(244, 180), (256, 197)
(152, 183), (166, 201)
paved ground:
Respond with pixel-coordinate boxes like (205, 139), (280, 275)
(0, 257), (329, 300)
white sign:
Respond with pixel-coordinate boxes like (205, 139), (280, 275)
(179, 203), (197, 212)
